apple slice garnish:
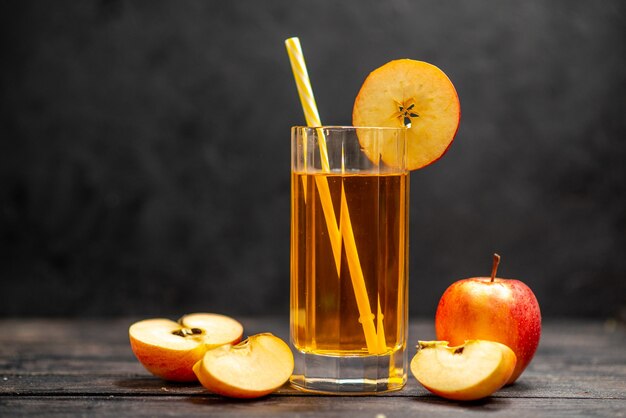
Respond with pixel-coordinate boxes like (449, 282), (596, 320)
(129, 313), (243, 382)
(353, 59), (460, 170)
(193, 333), (294, 398)
(410, 340), (517, 401)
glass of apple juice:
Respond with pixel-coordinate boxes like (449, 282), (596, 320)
(290, 126), (409, 394)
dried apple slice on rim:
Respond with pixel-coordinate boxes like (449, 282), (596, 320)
(353, 59), (460, 170)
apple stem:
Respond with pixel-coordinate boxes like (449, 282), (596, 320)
(491, 253), (500, 282)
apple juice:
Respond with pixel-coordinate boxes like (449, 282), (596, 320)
(290, 171), (408, 356)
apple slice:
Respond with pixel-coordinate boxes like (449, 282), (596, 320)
(353, 59), (460, 170)
(129, 313), (243, 381)
(410, 340), (517, 401)
(193, 333), (294, 398)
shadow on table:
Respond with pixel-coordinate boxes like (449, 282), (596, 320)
(415, 396), (513, 411)
(113, 377), (528, 413)
(115, 377), (202, 392)
(412, 380), (534, 411)
(185, 395), (515, 416)
(185, 395), (323, 415)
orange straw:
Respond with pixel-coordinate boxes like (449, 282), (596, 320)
(285, 37), (384, 354)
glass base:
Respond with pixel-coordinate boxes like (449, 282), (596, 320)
(290, 347), (407, 394)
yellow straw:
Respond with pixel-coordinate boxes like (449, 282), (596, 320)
(285, 37), (384, 354)
(285, 39), (341, 273)
(284, 37), (329, 169)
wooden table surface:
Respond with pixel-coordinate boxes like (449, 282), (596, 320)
(1, 317), (625, 417)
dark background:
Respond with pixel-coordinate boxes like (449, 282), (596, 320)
(1, 1), (625, 319)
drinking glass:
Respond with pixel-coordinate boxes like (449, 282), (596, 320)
(290, 126), (409, 394)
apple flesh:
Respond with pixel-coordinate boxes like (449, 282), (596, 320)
(435, 254), (541, 384)
(410, 340), (517, 401)
(193, 333), (294, 398)
(129, 313), (243, 382)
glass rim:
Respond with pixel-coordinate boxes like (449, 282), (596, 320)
(292, 125), (407, 131)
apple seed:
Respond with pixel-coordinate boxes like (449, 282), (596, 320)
(171, 328), (204, 338)
(393, 99), (419, 128)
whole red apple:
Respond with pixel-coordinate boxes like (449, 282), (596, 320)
(435, 254), (541, 384)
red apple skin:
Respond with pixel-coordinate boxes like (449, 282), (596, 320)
(435, 277), (541, 384)
(129, 337), (205, 382)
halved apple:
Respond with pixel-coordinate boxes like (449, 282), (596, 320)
(410, 340), (516, 401)
(353, 59), (460, 170)
(129, 313), (243, 381)
(193, 333), (294, 398)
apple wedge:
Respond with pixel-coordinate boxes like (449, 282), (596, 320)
(193, 333), (294, 398)
(129, 313), (243, 382)
(353, 59), (460, 170)
(410, 340), (516, 401)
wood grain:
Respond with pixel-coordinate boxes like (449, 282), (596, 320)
(1, 318), (625, 417)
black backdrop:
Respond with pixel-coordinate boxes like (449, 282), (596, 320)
(1, 1), (625, 319)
